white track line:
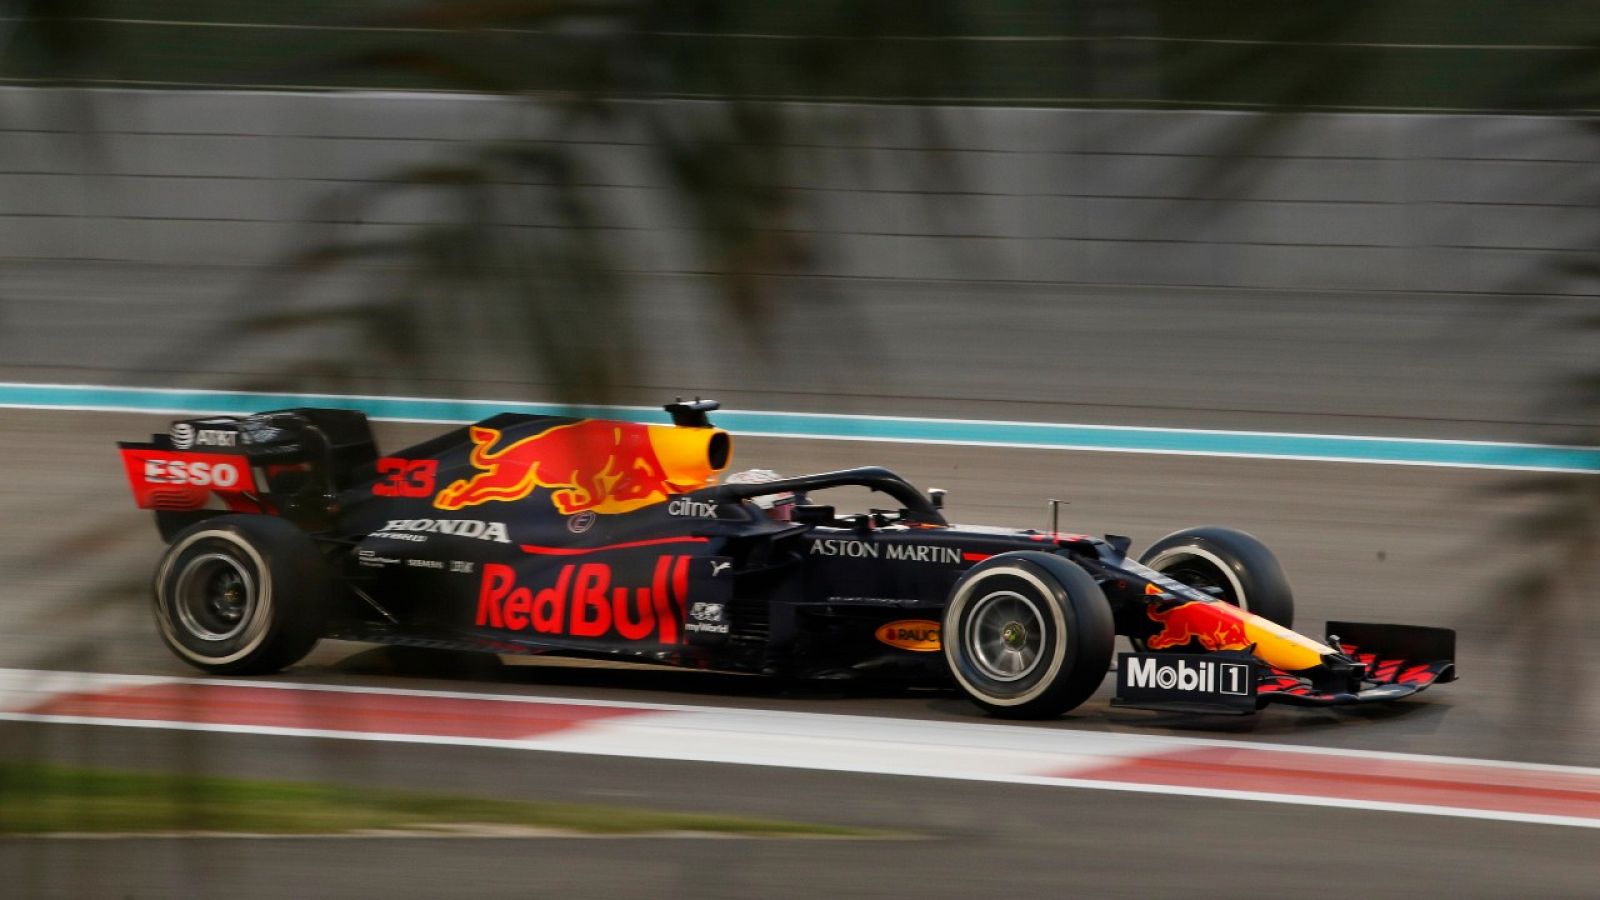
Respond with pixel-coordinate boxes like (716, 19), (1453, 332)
(0, 668), (1596, 830)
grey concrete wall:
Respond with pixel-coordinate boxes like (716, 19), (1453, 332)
(0, 88), (1595, 296)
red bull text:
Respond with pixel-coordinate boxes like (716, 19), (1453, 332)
(475, 557), (690, 644)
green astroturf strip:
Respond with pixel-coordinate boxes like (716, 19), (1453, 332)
(0, 762), (869, 836)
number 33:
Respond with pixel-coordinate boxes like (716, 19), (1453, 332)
(373, 458), (437, 497)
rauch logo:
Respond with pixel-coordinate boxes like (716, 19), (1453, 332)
(874, 619), (941, 652)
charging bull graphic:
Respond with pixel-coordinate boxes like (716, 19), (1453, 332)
(1146, 601), (1252, 652)
(434, 421), (678, 514)
(1145, 599), (1334, 673)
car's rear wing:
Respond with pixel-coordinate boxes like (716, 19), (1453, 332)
(118, 408), (378, 538)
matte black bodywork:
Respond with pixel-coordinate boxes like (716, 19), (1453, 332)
(120, 404), (1457, 713)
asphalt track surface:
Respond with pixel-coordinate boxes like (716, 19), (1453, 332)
(2, 405), (1598, 898)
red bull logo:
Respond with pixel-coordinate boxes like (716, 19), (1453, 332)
(435, 420), (679, 515)
(475, 557), (690, 643)
(1145, 601), (1252, 652)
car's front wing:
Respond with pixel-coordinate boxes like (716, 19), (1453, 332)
(1113, 621), (1456, 715)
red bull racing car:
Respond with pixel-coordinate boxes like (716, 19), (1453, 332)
(117, 401), (1456, 718)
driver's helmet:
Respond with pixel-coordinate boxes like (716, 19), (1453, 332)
(721, 468), (796, 521)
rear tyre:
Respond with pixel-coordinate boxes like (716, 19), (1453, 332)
(1138, 526), (1294, 629)
(942, 552), (1115, 719)
(153, 514), (330, 675)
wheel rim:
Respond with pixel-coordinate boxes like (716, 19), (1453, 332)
(173, 552), (256, 641)
(965, 590), (1048, 682)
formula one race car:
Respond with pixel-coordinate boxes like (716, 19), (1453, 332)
(117, 401), (1456, 718)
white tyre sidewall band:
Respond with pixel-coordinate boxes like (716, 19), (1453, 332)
(155, 527), (275, 667)
(1142, 545), (1250, 613)
(944, 564), (1069, 708)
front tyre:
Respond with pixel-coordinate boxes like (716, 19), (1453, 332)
(1138, 526), (1294, 629)
(153, 515), (330, 675)
(943, 552), (1114, 719)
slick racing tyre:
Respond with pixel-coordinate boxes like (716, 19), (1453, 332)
(1138, 526), (1295, 631)
(943, 552), (1114, 719)
(153, 514), (331, 675)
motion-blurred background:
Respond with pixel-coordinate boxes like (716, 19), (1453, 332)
(4, 1), (1597, 419)
(2, 2), (1598, 897)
